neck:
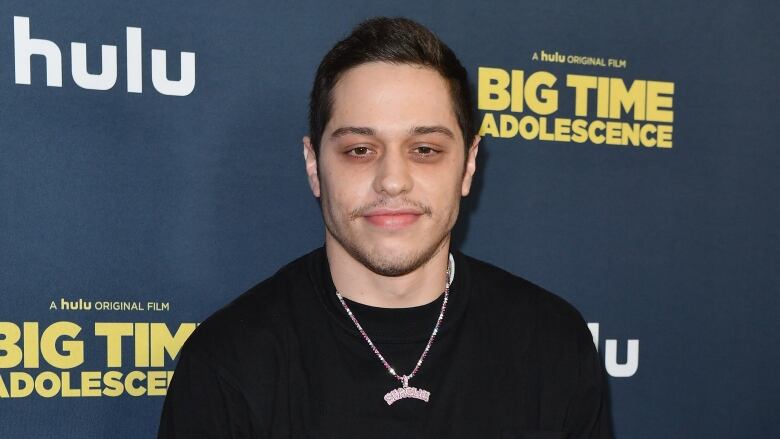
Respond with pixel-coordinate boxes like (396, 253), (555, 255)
(325, 233), (451, 309)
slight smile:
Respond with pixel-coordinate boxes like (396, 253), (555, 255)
(363, 208), (423, 230)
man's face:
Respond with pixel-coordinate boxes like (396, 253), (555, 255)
(304, 62), (479, 277)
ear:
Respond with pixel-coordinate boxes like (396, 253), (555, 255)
(303, 136), (321, 197)
(461, 135), (480, 197)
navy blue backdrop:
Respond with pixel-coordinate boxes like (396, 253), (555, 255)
(1, 1), (778, 437)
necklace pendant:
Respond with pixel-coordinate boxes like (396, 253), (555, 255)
(383, 383), (431, 406)
(337, 254), (453, 408)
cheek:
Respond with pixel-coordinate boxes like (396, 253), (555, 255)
(422, 162), (462, 193)
(320, 168), (364, 212)
(418, 174), (462, 218)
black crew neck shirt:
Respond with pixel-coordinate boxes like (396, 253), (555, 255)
(158, 247), (612, 438)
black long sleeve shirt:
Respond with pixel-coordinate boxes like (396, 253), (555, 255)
(158, 246), (613, 438)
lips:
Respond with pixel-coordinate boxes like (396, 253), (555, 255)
(363, 208), (423, 229)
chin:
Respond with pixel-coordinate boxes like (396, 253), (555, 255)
(361, 254), (426, 277)
(353, 237), (446, 277)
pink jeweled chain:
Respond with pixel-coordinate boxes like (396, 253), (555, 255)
(335, 253), (454, 404)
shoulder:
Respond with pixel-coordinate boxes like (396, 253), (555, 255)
(461, 252), (589, 340)
(178, 249), (317, 374)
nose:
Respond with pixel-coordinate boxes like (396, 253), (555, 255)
(373, 147), (413, 197)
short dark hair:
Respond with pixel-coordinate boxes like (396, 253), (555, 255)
(308, 17), (475, 157)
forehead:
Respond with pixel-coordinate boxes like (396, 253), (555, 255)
(327, 62), (461, 137)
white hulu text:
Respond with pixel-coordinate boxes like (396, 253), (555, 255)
(13, 16), (195, 96)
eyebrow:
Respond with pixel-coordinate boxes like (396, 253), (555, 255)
(410, 125), (455, 139)
(329, 125), (455, 139)
(330, 126), (375, 138)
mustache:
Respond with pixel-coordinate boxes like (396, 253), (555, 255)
(349, 198), (433, 221)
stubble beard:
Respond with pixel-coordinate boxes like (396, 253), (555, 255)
(321, 197), (456, 277)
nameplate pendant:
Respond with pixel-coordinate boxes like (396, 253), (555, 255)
(383, 385), (431, 405)
(383, 375), (431, 405)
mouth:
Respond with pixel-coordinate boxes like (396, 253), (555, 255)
(363, 208), (424, 230)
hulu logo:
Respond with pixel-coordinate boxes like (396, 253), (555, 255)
(13, 16), (196, 96)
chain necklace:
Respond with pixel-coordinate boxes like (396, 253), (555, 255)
(335, 253), (454, 406)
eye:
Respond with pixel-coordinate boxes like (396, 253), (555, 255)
(347, 146), (374, 157)
(412, 145), (440, 157)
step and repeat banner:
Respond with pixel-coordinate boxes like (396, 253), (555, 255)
(1, 0), (777, 438)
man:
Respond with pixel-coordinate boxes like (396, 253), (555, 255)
(158, 17), (612, 438)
